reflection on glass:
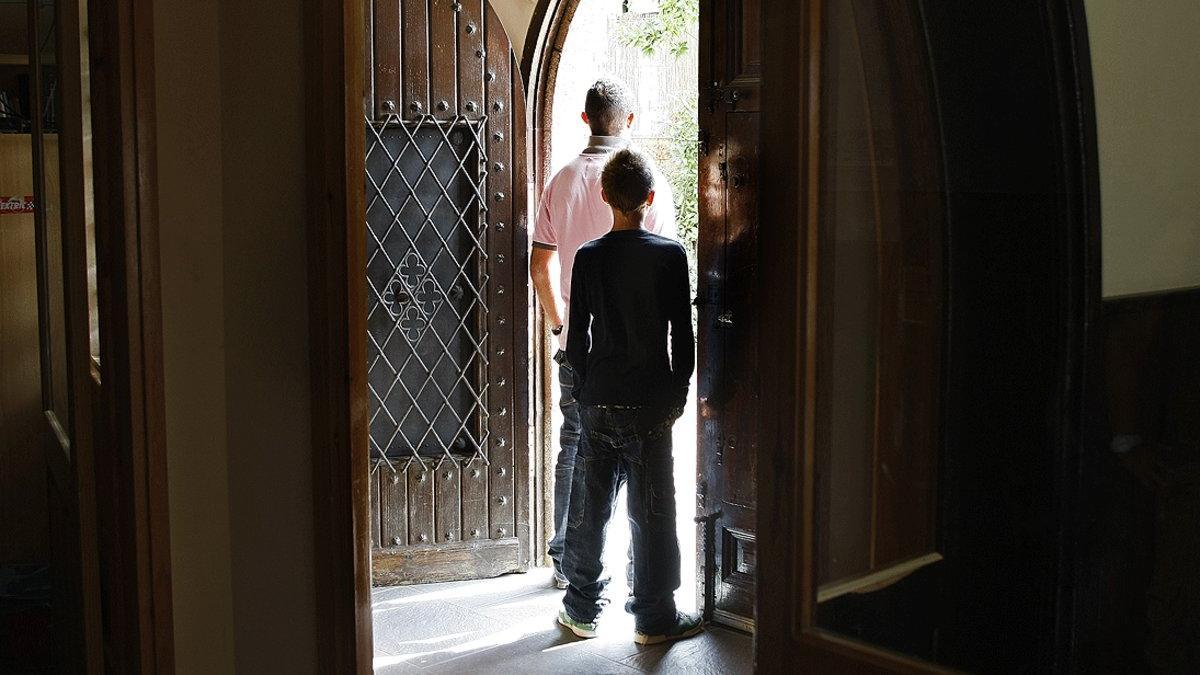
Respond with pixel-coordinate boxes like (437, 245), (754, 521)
(813, 0), (943, 664)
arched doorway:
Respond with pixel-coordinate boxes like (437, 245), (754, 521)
(308, 0), (1105, 672)
(526, 0), (766, 635)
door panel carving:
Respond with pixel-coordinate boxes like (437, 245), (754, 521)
(365, 0), (530, 584)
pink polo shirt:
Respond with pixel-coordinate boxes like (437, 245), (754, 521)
(531, 136), (676, 332)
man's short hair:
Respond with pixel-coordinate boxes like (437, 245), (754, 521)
(601, 148), (655, 214)
(584, 78), (635, 136)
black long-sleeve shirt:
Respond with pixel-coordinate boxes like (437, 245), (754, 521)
(566, 229), (694, 409)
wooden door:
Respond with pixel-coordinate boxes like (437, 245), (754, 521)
(754, 0), (1098, 672)
(364, 0), (532, 585)
(696, 0), (761, 632)
(28, 0), (103, 670)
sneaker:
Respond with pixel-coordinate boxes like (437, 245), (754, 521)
(633, 612), (704, 645)
(557, 609), (598, 639)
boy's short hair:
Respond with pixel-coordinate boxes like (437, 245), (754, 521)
(601, 148), (655, 214)
(584, 78), (635, 136)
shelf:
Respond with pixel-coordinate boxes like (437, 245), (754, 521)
(0, 54), (29, 66)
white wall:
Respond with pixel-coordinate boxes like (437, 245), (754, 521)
(154, 1), (235, 672)
(218, 0), (319, 672)
(1086, 0), (1200, 297)
(154, 1), (539, 672)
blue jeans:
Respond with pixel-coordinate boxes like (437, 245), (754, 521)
(562, 405), (680, 632)
(547, 359), (580, 574)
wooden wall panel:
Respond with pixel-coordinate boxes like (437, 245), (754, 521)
(433, 463), (461, 544)
(401, 0), (430, 118)
(372, 0), (400, 116)
(456, 0), (485, 121)
(428, 0), (457, 119)
(406, 463), (434, 546)
(460, 457), (488, 541)
(380, 466), (408, 547)
(370, 468), (382, 548)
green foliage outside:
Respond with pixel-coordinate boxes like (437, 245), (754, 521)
(617, 0), (699, 58)
(658, 97), (699, 285)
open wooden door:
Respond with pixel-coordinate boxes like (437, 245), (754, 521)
(754, 0), (1097, 672)
(696, 0), (762, 633)
(364, 0), (532, 585)
(27, 0), (102, 669)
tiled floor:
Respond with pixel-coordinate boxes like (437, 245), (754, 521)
(372, 568), (753, 674)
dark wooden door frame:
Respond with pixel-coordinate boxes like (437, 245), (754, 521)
(306, 0), (372, 672)
(754, 0), (1100, 672)
(87, 0), (176, 670)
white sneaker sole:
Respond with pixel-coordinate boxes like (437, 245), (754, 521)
(557, 614), (598, 639)
(633, 623), (704, 645)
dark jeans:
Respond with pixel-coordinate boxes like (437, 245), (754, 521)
(547, 358), (581, 573)
(562, 405), (680, 632)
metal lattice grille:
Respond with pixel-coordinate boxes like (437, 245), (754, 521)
(366, 115), (491, 474)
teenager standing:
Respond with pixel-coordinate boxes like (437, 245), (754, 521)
(555, 149), (701, 644)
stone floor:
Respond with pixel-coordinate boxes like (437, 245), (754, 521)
(372, 568), (753, 674)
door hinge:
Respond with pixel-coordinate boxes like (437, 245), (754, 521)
(718, 160), (728, 183)
(698, 127), (710, 156)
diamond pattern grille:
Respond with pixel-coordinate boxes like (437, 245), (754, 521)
(366, 115), (491, 474)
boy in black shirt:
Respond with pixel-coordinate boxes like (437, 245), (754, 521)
(557, 149), (701, 644)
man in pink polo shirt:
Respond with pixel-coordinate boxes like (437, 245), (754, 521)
(531, 78), (676, 589)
